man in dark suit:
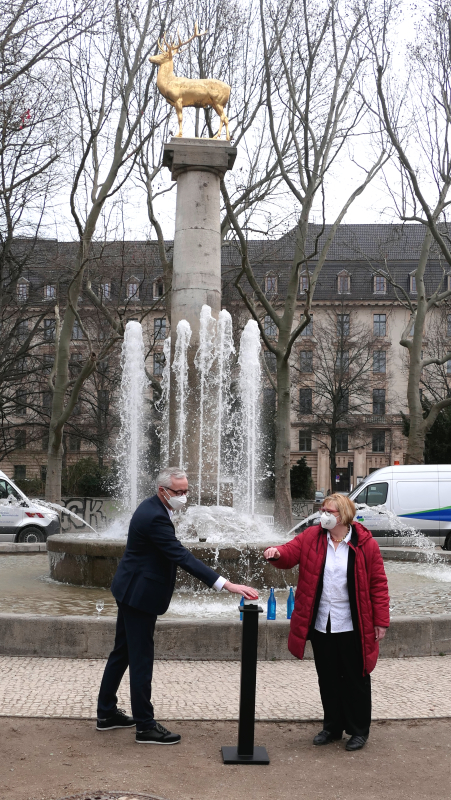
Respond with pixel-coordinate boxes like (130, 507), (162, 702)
(96, 466), (258, 745)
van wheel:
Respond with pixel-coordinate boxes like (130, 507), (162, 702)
(17, 527), (45, 544)
(444, 534), (451, 552)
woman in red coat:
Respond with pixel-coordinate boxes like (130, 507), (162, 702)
(264, 493), (390, 752)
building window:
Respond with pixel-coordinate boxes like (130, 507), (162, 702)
(299, 272), (310, 294)
(447, 360), (451, 375)
(68, 435), (81, 452)
(373, 314), (386, 337)
(98, 389), (109, 413)
(43, 354), (53, 374)
(72, 320), (83, 340)
(337, 390), (349, 414)
(153, 279), (164, 299)
(42, 434), (49, 452)
(337, 271), (350, 294)
(337, 313), (350, 337)
(409, 274), (417, 293)
(127, 279), (139, 299)
(44, 318), (55, 341)
(153, 353), (165, 376)
(335, 350), (349, 372)
(101, 282), (111, 300)
(15, 430), (26, 450)
(43, 391), (52, 414)
(264, 351), (276, 372)
(16, 320), (28, 341)
(14, 465), (26, 480)
(69, 352), (83, 376)
(15, 391), (27, 416)
(265, 274), (278, 294)
(447, 274), (451, 291)
(154, 317), (166, 341)
(299, 350), (313, 373)
(373, 388), (386, 415)
(372, 430), (386, 453)
(44, 284), (56, 299)
(301, 315), (313, 336)
(374, 275), (387, 294)
(263, 315), (277, 338)
(373, 350), (386, 373)
(299, 388), (312, 414)
(299, 431), (312, 451)
(336, 430), (348, 452)
(447, 314), (451, 338)
(41, 465), (47, 483)
(16, 279), (29, 301)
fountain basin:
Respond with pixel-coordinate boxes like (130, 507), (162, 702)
(47, 534), (299, 589)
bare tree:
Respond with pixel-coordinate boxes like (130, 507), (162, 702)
(45, 0), (177, 502)
(292, 305), (383, 490)
(372, 0), (451, 463)
(222, 0), (388, 528)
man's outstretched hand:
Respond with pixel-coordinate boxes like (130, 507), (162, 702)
(223, 581), (259, 600)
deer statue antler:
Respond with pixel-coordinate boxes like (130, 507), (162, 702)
(174, 21), (208, 53)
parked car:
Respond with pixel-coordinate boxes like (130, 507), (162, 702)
(293, 464), (451, 549)
(0, 470), (60, 542)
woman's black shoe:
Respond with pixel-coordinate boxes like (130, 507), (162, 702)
(313, 730), (341, 745)
(96, 708), (135, 730)
(345, 735), (368, 751)
(136, 721), (181, 745)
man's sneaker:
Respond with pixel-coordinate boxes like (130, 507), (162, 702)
(96, 708), (135, 731)
(136, 722), (181, 745)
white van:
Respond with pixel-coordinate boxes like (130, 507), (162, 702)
(0, 470), (60, 543)
(297, 465), (451, 550)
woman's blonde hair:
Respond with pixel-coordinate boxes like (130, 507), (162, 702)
(323, 493), (356, 526)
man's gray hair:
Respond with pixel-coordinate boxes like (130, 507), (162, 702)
(156, 467), (187, 489)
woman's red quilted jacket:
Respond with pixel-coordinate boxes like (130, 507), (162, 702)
(272, 522), (390, 675)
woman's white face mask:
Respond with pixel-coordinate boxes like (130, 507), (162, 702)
(320, 511), (338, 530)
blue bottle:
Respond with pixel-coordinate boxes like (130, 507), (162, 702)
(287, 586), (295, 619)
(239, 595), (245, 621)
(267, 587), (276, 620)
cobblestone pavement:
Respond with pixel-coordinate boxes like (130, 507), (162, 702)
(0, 655), (450, 721)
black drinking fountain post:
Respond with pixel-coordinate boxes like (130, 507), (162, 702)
(221, 600), (270, 765)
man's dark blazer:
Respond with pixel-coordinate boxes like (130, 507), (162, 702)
(111, 495), (220, 615)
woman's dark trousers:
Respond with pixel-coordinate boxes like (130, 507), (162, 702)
(311, 628), (371, 738)
(97, 601), (157, 732)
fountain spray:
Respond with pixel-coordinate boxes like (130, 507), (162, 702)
(194, 306), (217, 505)
(172, 320), (192, 468)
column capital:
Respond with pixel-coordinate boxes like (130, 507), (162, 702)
(163, 137), (237, 180)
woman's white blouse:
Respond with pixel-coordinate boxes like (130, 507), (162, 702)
(314, 528), (354, 633)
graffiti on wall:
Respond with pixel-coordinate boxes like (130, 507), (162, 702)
(60, 497), (109, 532)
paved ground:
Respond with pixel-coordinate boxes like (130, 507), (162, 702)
(1, 654), (451, 721)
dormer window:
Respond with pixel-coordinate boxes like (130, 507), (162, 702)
(153, 278), (164, 299)
(409, 272), (417, 293)
(337, 270), (350, 294)
(447, 274), (451, 291)
(16, 279), (29, 301)
(265, 273), (278, 294)
(44, 284), (56, 299)
(373, 275), (387, 294)
(299, 272), (310, 294)
(127, 277), (140, 300)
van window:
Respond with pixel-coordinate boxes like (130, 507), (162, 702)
(0, 480), (21, 501)
(354, 482), (388, 506)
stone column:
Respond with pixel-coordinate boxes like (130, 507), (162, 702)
(163, 138), (236, 502)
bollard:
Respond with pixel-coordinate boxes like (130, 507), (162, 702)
(221, 601), (270, 765)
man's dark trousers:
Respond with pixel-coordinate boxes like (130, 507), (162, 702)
(97, 601), (157, 732)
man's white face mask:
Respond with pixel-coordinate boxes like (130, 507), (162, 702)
(320, 511), (338, 530)
(162, 488), (187, 512)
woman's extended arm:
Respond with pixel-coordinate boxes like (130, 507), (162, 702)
(264, 535), (303, 570)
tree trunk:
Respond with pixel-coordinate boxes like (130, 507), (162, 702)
(329, 428), (337, 492)
(45, 429), (64, 503)
(273, 356), (293, 531)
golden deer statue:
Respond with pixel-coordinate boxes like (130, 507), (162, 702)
(149, 23), (231, 141)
